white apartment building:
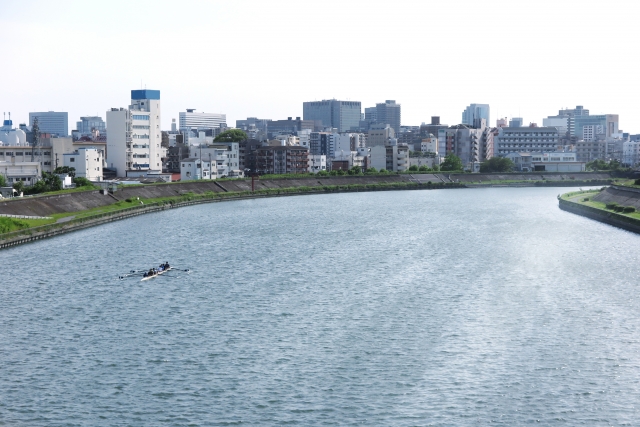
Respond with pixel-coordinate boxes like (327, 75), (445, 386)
(496, 126), (560, 156)
(0, 158), (41, 186)
(63, 147), (104, 181)
(308, 154), (327, 173)
(370, 143), (409, 172)
(180, 158), (214, 181)
(623, 140), (640, 167)
(420, 135), (438, 154)
(107, 90), (164, 177)
(190, 142), (240, 177)
(583, 125), (605, 142)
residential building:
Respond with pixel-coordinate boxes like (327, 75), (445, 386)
(106, 89), (164, 177)
(29, 111), (68, 136)
(180, 158), (214, 181)
(375, 100), (401, 134)
(461, 104), (490, 126)
(165, 143), (190, 173)
(310, 132), (338, 157)
(367, 124), (395, 147)
(62, 147), (104, 181)
(369, 143), (409, 172)
(256, 145), (309, 175)
(575, 140), (605, 162)
(496, 126), (560, 156)
(303, 99), (361, 132)
(438, 121), (493, 167)
(308, 154), (327, 173)
(623, 140), (640, 167)
(420, 134), (438, 154)
(190, 142), (240, 177)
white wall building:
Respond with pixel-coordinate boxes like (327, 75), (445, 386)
(179, 109), (226, 131)
(542, 117), (569, 136)
(623, 140), (640, 167)
(107, 89), (164, 177)
(370, 143), (409, 172)
(0, 117), (28, 146)
(0, 159), (41, 186)
(367, 124), (395, 147)
(420, 135), (438, 154)
(308, 154), (327, 173)
(63, 147), (104, 181)
(180, 158), (214, 181)
(190, 142), (240, 178)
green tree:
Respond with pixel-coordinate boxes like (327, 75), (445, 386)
(54, 166), (76, 178)
(348, 165), (362, 175)
(12, 181), (24, 193)
(479, 157), (515, 173)
(379, 168), (389, 174)
(418, 165), (430, 172)
(73, 176), (93, 187)
(440, 154), (463, 171)
(432, 165), (440, 172)
(408, 165), (419, 171)
(213, 129), (248, 142)
(0, 174), (6, 187)
(365, 167), (378, 174)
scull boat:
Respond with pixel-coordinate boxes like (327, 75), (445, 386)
(141, 267), (172, 281)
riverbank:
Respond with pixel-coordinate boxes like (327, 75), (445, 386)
(0, 172), (618, 249)
(559, 185), (640, 234)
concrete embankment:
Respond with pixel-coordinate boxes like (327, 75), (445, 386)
(0, 172), (614, 217)
(559, 186), (640, 234)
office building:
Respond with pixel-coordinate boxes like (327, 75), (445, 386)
(461, 104), (490, 127)
(75, 116), (106, 139)
(367, 124), (395, 147)
(303, 99), (361, 132)
(574, 115), (619, 140)
(267, 117), (316, 139)
(375, 100), (401, 134)
(509, 117), (523, 128)
(106, 89), (164, 177)
(179, 109), (226, 131)
(29, 111), (68, 137)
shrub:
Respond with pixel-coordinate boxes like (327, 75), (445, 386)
(125, 198), (133, 203)
(605, 203), (618, 209)
(623, 206), (636, 213)
(635, 179), (640, 185)
(614, 206), (625, 212)
(582, 197), (589, 202)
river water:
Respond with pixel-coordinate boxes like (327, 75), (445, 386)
(1, 187), (640, 426)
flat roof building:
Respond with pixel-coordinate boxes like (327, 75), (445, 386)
(29, 111), (68, 137)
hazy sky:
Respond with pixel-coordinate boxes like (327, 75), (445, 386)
(2, 0), (638, 132)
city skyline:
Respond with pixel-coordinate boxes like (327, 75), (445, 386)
(2, 0), (638, 133)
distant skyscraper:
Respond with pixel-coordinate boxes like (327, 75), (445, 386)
(509, 117), (523, 127)
(375, 100), (401, 134)
(76, 116), (106, 137)
(461, 104), (490, 127)
(303, 99), (361, 132)
(29, 111), (68, 136)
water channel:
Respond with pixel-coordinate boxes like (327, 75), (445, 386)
(1, 187), (639, 425)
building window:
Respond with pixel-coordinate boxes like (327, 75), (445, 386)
(70, 158), (75, 162)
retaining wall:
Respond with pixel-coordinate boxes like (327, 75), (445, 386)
(559, 197), (640, 234)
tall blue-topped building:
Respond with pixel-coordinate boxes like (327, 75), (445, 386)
(106, 89), (163, 177)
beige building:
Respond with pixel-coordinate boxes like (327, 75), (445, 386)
(367, 124), (395, 147)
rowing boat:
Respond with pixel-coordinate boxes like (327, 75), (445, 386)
(140, 267), (172, 281)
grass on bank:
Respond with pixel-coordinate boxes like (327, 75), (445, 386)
(561, 189), (640, 220)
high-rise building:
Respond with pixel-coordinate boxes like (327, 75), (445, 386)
(303, 99), (361, 132)
(375, 100), (401, 134)
(179, 109), (226, 131)
(547, 106), (589, 137)
(29, 111), (68, 136)
(106, 89), (163, 176)
(75, 116), (106, 138)
(461, 104), (490, 127)
(574, 115), (619, 140)
(509, 117), (523, 128)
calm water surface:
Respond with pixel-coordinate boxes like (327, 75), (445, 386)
(1, 187), (640, 426)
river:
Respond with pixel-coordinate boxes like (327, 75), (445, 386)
(1, 187), (639, 426)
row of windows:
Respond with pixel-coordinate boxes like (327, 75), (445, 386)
(133, 135), (150, 139)
(133, 125), (150, 129)
(132, 115), (150, 120)
(0, 151), (51, 156)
